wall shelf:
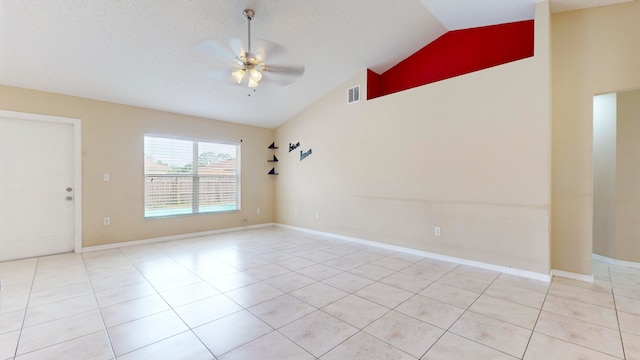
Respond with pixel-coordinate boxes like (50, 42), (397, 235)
(268, 144), (279, 175)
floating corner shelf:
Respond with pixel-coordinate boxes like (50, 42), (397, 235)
(268, 144), (279, 174)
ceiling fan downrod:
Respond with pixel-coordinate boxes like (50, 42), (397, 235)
(243, 9), (254, 57)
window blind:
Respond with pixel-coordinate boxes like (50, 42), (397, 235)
(144, 135), (239, 218)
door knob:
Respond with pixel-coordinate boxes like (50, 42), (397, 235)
(66, 196), (73, 201)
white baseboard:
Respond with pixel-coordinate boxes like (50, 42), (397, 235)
(275, 224), (551, 283)
(81, 223), (275, 253)
(593, 253), (640, 269)
(550, 269), (594, 283)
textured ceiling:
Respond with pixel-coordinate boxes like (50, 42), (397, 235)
(0, 0), (633, 128)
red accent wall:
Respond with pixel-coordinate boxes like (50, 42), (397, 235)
(367, 20), (534, 100)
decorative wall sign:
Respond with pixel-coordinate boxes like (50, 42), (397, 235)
(289, 142), (300, 152)
(287, 140), (312, 161)
(300, 148), (312, 161)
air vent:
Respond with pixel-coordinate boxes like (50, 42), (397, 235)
(348, 85), (360, 104)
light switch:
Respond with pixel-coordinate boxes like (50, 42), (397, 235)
(103, 173), (110, 182)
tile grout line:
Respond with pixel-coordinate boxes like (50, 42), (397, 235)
(609, 263), (627, 360)
(11, 257), (39, 360)
(159, 232), (333, 359)
(264, 249), (430, 359)
(11, 255), (121, 360)
(209, 233), (314, 359)
(413, 264), (467, 359)
(519, 270), (552, 359)
(88, 246), (197, 358)
(316, 260), (504, 358)
(161, 234), (281, 359)
(529, 266), (628, 359)
(273, 239), (391, 358)
(315, 262), (466, 359)
(117, 244), (224, 359)
(423, 270), (521, 359)
(82, 250), (118, 360)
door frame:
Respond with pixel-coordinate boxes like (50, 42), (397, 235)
(0, 110), (82, 253)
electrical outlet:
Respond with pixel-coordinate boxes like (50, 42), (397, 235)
(434, 227), (441, 237)
(104, 217), (110, 225)
(294, 208), (298, 216)
(256, 208), (261, 215)
(315, 211), (320, 219)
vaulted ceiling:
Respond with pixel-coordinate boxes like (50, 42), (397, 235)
(0, 0), (633, 128)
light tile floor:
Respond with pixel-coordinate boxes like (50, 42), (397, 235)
(1, 226), (639, 359)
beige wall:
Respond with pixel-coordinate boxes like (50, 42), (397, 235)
(275, 3), (551, 274)
(592, 93), (617, 258)
(616, 89), (640, 262)
(551, 1), (640, 274)
(0, 85), (275, 247)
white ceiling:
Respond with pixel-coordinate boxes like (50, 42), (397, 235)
(420, 0), (536, 30)
(0, 0), (633, 128)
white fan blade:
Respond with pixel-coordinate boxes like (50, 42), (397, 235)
(265, 64), (304, 77)
(262, 64), (305, 86)
(253, 38), (287, 61)
(192, 39), (235, 61)
(229, 38), (246, 57)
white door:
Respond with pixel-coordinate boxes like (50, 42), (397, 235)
(0, 115), (75, 261)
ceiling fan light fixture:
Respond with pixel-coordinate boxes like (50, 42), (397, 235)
(232, 8), (266, 88)
(232, 69), (245, 83)
(247, 77), (259, 88)
(249, 68), (262, 82)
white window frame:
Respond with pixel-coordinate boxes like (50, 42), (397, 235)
(144, 134), (241, 218)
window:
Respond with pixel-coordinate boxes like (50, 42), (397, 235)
(144, 135), (240, 218)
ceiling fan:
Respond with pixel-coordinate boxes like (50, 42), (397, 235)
(194, 8), (305, 88)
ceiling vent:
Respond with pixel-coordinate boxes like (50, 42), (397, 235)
(348, 85), (360, 104)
